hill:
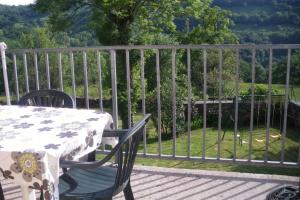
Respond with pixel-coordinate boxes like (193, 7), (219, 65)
(213, 0), (300, 44)
(0, 0), (300, 47)
(0, 4), (99, 48)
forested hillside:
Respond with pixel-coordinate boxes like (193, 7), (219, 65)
(1, 0), (300, 47)
(213, 0), (300, 43)
(0, 4), (99, 48)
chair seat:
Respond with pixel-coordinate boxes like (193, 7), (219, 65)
(59, 166), (117, 200)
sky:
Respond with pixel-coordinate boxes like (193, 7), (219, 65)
(0, 0), (34, 5)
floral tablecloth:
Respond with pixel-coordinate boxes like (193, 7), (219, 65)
(0, 105), (113, 200)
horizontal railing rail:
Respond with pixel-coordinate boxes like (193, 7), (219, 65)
(1, 43), (300, 168)
(5, 44), (300, 53)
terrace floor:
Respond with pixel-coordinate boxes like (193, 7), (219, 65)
(1, 165), (299, 200)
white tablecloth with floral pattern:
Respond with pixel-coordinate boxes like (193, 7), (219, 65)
(0, 105), (113, 200)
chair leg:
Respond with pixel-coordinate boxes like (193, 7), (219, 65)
(0, 182), (5, 200)
(123, 180), (134, 200)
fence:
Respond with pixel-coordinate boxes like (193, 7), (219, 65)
(1, 43), (300, 168)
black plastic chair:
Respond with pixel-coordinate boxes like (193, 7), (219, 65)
(17, 89), (74, 108)
(58, 114), (151, 200)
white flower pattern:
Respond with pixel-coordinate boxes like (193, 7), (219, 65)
(0, 105), (113, 200)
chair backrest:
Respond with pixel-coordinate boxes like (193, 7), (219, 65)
(112, 114), (150, 194)
(18, 89), (74, 108)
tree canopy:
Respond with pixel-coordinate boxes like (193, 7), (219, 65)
(35, 0), (236, 45)
(34, 0), (237, 130)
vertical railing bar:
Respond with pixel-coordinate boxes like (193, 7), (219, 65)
(83, 51), (89, 109)
(202, 49), (207, 160)
(298, 136), (300, 166)
(140, 49), (147, 156)
(13, 54), (20, 101)
(156, 49), (162, 156)
(69, 52), (77, 107)
(58, 52), (63, 91)
(234, 49), (240, 161)
(171, 48), (177, 157)
(187, 48), (192, 158)
(45, 53), (51, 89)
(249, 49), (256, 162)
(281, 48), (291, 163)
(0, 43), (11, 105)
(217, 49), (223, 160)
(23, 53), (29, 92)
(265, 48), (273, 163)
(33, 52), (39, 90)
(96, 50), (103, 112)
(126, 49), (132, 128)
(110, 50), (118, 129)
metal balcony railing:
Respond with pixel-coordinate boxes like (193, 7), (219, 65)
(1, 43), (300, 168)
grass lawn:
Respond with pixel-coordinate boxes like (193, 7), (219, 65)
(118, 113), (300, 176)
(139, 125), (299, 163)
(97, 122), (300, 177)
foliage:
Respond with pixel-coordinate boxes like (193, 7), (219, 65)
(238, 84), (281, 104)
(145, 48), (188, 136)
(33, 0), (236, 131)
(0, 4), (99, 48)
(239, 59), (266, 83)
(273, 51), (300, 85)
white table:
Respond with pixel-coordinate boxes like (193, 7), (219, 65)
(0, 105), (113, 200)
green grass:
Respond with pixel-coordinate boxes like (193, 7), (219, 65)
(103, 113), (300, 177)
(140, 127), (299, 163)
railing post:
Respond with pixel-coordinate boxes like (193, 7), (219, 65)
(110, 50), (118, 129)
(202, 49), (207, 160)
(187, 48), (192, 159)
(96, 50), (104, 112)
(13, 54), (20, 101)
(156, 49), (162, 157)
(23, 53), (29, 93)
(69, 52), (77, 107)
(0, 42), (11, 105)
(83, 51), (89, 109)
(171, 48), (177, 158)
(140, 49), (147, 156)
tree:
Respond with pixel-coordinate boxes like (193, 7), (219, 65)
(273, 51), (300, 101)
(35, 0), (236, 131)
(17, 28), (63, 91)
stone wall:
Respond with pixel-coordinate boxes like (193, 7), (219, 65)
(186, 100), (294, 129)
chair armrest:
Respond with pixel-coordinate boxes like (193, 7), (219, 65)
(60, 154), (112, 169)
(102, 129), (128, 137)
(60, 130), (128, 169)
